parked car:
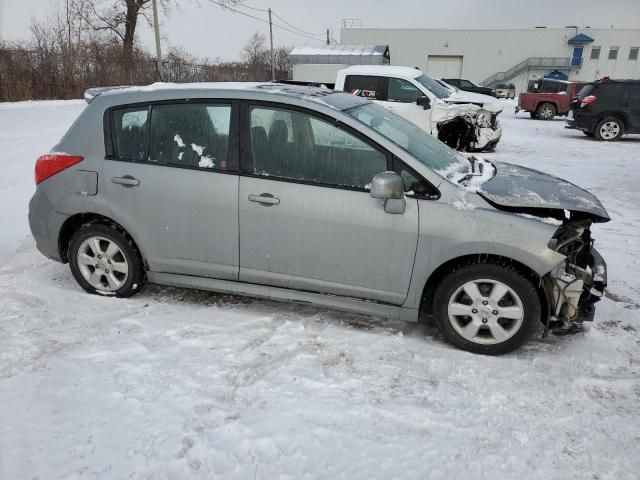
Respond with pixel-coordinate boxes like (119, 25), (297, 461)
(335, 65), (503, 151)
(515, 78), (585, 120)
(29, 83), (609, 355)
(442, 78), (497, 97)
(566, 78), (640, 141)
(494, 83), (516, 99)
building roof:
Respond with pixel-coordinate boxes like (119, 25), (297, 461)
(289, 44), (389, 65)
(568, 33), (595, 44)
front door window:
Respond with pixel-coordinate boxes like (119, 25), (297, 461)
(249, 106), (388, 189)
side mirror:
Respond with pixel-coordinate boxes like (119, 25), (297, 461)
(416, 95), (431, 110)
(370, 171), (406, 214)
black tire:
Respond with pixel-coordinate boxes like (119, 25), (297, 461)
(535, 102), (556, 120)
(594, 116), (624, 141)
(68, 223), (145, 298)
(432, 263), (541, 355)
(529, 111), (537, 119)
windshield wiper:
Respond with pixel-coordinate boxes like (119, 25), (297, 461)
(457, 156), (496, 184)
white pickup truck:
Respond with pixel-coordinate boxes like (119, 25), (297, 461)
(329, 65), (503, 151)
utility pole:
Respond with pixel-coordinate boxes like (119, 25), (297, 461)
(326, 28), (330, 45)
(151, 0), (164, 81)
(268, 8), (275, 81)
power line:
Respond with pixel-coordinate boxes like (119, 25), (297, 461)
(271, 10), (326, 37)
(234, 2), (269, 12)
(206, 0), (326, 43)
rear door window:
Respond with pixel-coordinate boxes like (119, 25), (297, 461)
(344, 75), (381, 100)
(148, 103), (234, 170)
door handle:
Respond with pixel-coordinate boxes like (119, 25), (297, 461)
(111, 175), (140, 187)
(248, 193), (280, 206)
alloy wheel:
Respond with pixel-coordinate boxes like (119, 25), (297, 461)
(76, 236), (129, 292)
(447, 279), (525, 345)
(540, 106), (553, 119)
(599, 121), (620, 140)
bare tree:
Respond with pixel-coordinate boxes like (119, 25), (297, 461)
(242, 32), (271, 80)
(273, 46), (291, 78)
(77, 0), (242, 83)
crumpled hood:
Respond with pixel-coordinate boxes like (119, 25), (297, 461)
(446, 91), (503, 113)
(478, 162), (610, 222)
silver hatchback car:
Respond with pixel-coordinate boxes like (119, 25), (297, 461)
(29, 83), (609, 354)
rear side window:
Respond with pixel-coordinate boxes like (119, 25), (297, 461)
(113, 107), (149, 162)
(345, 75), (380, 99)
(148, 104), (232, 170)
(576, 84), (594, 99)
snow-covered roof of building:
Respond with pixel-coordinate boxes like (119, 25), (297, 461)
(289, 45), (390, 65)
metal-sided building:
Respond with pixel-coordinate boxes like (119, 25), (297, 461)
(340, 27), (640, 92)
(289, 44), (390, 83)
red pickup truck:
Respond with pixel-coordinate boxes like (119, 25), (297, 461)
(515, 79), (586, 120)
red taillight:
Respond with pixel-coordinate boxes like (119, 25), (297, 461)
(35, 154), (83, 184)
(580, 95), (597, 108)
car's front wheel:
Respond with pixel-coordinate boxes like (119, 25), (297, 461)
(433, 263), (540, 355)
(68, 223), (145, 297)
(594, 116), (624, 141)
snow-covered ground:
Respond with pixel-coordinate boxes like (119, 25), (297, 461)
(1, 99), (639, 480)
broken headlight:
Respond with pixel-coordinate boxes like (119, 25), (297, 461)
(475, 109), (492, 128)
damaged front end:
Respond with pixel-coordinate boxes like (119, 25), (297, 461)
(433, 103), (502, 152)
(474, 161), (610, 336)
(543, 219), (607, 336)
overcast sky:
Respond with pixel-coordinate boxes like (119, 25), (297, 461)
(1, 0), (639, 60)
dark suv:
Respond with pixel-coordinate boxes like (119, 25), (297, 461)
(567, 78), (640, 141)
(442, 78), (497, 97)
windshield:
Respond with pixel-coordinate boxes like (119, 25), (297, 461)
(345, 102), (468, 178)
(414, 74), (452, 99)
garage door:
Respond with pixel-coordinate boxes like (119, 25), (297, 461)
(426, 55), (463, 79)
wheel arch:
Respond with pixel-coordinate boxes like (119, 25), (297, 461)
(419, 253), (549, 325)
(535, 100), (558, 112)
(58, 212), (146, 266)
(596, 111), (628, 129)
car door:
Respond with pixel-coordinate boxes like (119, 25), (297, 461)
(238, 103), (419, 305)
(102, 101), (240, 280)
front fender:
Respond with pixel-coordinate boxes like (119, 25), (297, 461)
(402, 200), (565, 309)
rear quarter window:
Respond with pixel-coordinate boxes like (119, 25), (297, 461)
(112, 106), (149, 162)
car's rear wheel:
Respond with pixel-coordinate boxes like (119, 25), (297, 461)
(594, 116), (624, 141)
(536, 102), (556, 120)
(68, 223), (145, 297)
(529, 111), (537, 119)
(433, 263), (540, 355)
